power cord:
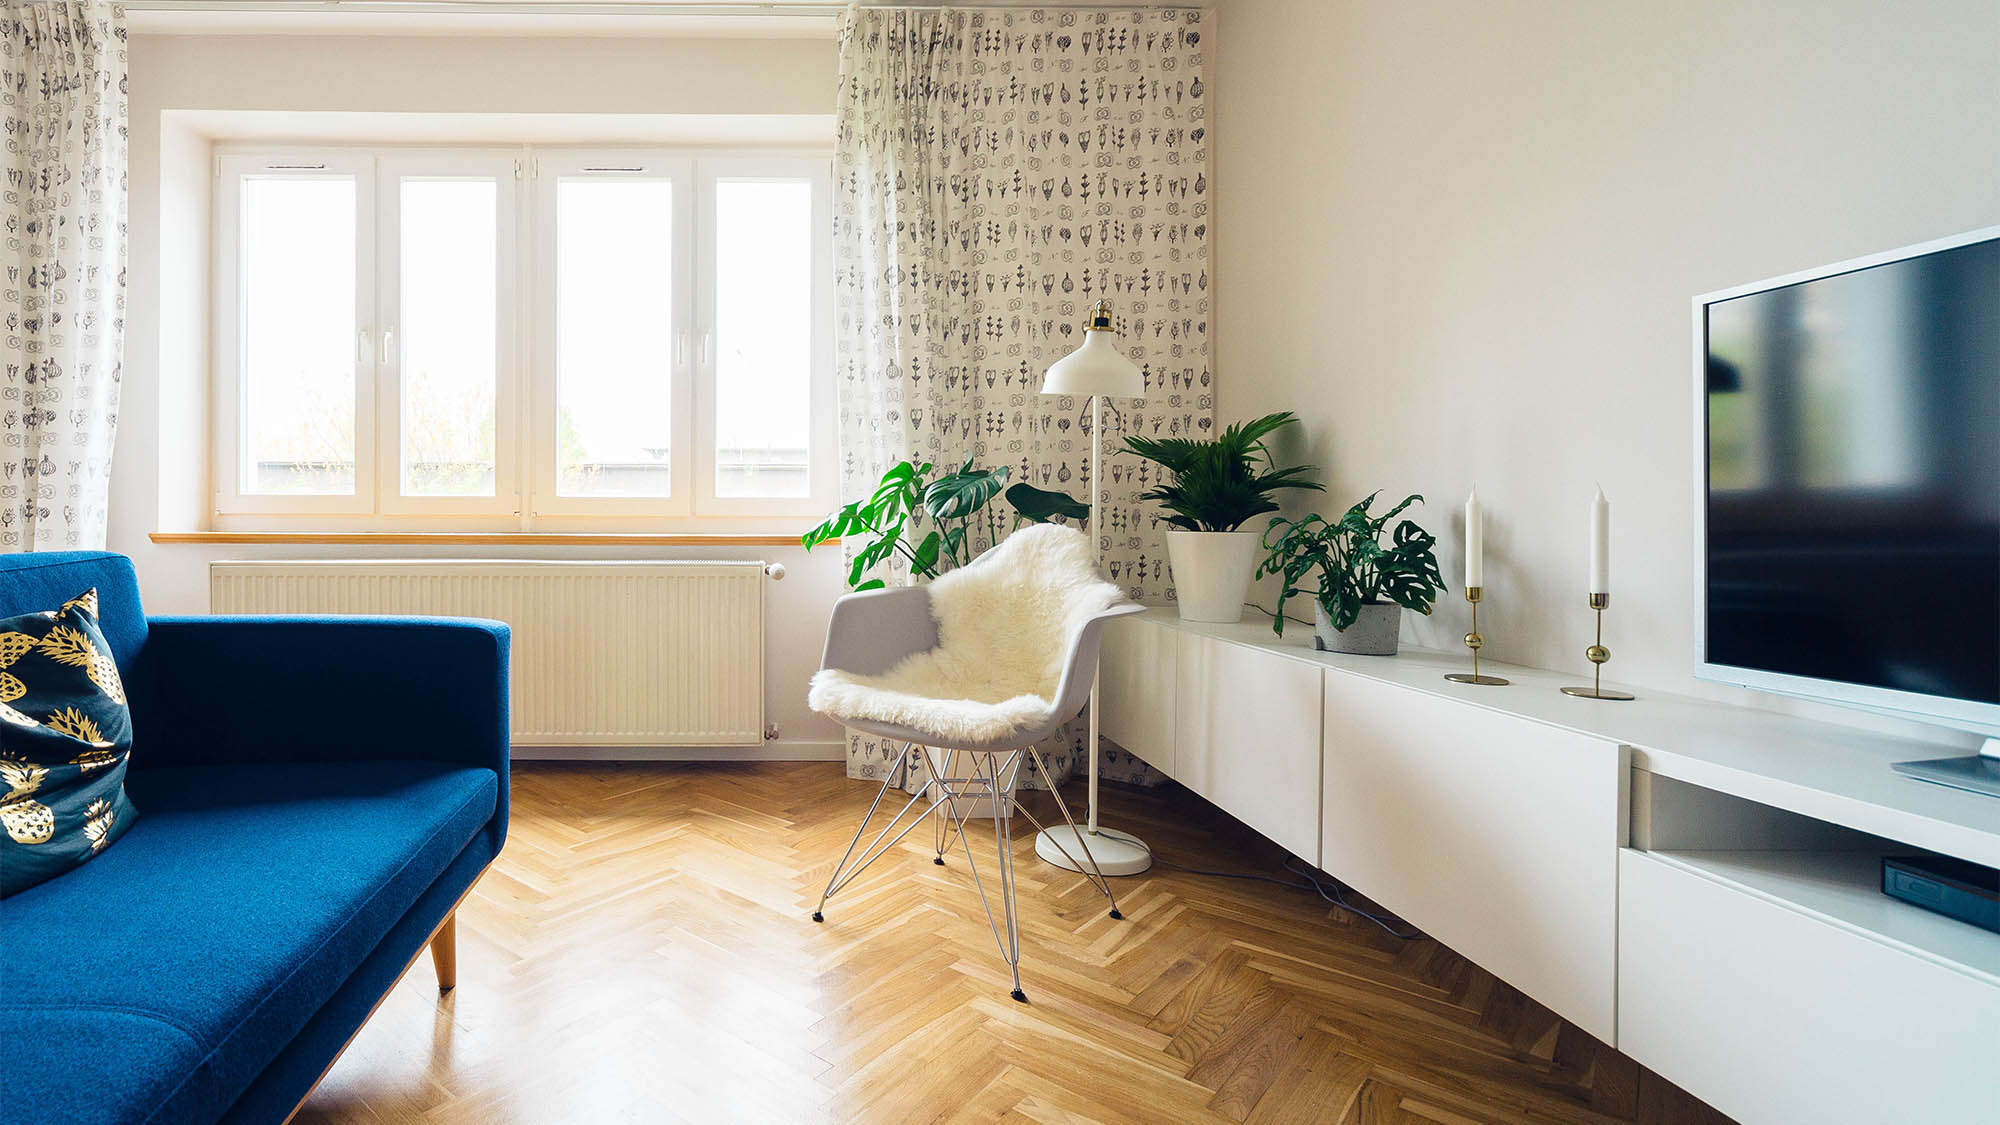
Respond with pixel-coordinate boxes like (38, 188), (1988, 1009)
(1243, 599), (1314, 629)
(1131, 840), (1423, 941)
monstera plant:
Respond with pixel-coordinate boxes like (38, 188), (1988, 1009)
(1258, 491), (1446, 655)
(803, 458), (1088, 591)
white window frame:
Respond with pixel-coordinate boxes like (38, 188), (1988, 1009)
(529, 149), (695, 519)
(211, 143), (834, 529)
(694, 156), (837, 519)
(214, 151), (377, 516)
(377, 150), (522, 518)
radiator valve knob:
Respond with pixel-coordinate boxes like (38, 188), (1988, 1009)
(765, 562), (787, 581)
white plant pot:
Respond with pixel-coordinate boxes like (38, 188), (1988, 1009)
(1165, 530), (1262, 623)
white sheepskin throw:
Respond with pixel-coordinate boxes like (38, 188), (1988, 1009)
(808, 524), (1126, 745)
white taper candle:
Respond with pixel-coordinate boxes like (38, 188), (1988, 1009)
(1589, 486), (1610, 595)
(1464, 488), (1484, 588)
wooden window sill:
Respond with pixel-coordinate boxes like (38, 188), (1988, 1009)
(149, 531), (824, 547)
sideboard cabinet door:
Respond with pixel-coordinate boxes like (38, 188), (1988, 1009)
(1176, 633), (1323, 863)
(1100, 617), (1177, 775)
(1320, 672), (1624, 1042)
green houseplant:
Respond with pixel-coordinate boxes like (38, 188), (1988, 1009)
(1258, 491), (1447, 655)
(1123, 412), (1322, 622)
(802, 457), (1088, 590)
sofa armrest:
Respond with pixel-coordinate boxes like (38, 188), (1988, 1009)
(132, 616), (510, 782)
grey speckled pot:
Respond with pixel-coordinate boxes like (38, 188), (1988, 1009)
(1314, 600), (1401, 655)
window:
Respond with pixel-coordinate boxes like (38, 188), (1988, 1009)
(706, 168), (821, 502)
(215, 147), (832, 526)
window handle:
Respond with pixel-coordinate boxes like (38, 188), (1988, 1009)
(380, 326), (396, 366)
(676, 328), (691, 369)
(698, 329), (712, 369)
(357, 327), (370, 366)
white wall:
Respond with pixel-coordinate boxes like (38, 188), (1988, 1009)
(118, 33), (850, 755)
(1214, 0), (2000, 739)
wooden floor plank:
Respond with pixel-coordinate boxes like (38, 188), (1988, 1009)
(294, 762), (1733, 1124)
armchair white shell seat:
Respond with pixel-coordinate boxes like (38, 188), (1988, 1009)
(807, 524), (1143, 1001)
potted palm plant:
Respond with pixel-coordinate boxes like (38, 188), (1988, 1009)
(1257, 492), (1446, 654)
(1125, 412), (1322, 622)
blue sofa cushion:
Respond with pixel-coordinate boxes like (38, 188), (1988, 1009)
(0, 553), (147, 668)
(0, 759), (498, 1125)
(2, 588), (140, 896)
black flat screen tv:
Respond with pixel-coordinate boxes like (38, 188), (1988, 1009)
(1694, 226), (2000, 741)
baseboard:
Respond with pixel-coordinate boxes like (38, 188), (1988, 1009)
(510, 740), (844, 762)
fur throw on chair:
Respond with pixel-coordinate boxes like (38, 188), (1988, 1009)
(808, 524), (1127, 745)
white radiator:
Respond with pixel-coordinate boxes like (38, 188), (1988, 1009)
(209, 560), (767, 747)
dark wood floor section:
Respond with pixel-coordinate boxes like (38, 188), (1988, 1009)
(297, 762), (1735, 1123)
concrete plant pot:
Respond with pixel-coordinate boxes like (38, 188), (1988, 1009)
(1315, 600), (1401, 655)
(1165, 530), (1261, 623)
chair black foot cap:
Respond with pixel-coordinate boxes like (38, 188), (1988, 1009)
(1109, 908), (1124, 920)
(811, 911), (823, 923)
(934, 857), (946, 865)
(1010, 989), (1027, 1003)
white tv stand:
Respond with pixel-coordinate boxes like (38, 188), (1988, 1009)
(1098, 609), (2000, 1125)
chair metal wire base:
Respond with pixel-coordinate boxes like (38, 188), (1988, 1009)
(814, 741), (1125, 1001)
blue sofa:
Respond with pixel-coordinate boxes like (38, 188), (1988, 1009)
(0, 552), (510, 1125)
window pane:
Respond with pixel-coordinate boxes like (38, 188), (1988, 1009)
(241, 175), (356, 494)
(556, 178), (674, 497)
(400, 178), (497, 497)
(714, 179), (813, 499)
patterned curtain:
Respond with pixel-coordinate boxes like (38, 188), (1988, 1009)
(0, 2), (126, 552)
(833, 7), (1211, 786)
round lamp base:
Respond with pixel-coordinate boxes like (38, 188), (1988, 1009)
(1034, 825), (1152, 877)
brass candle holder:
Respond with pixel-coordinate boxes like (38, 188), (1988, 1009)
(1444, 586), (1508, 686)
(1561, 593), (1635, 700)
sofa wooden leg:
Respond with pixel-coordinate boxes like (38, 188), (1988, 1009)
(430, 914), (458, 994)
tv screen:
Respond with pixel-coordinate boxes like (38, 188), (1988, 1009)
(1701, 232), (2000, 718)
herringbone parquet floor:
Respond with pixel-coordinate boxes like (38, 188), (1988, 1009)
(295, 762), (1734, 1124)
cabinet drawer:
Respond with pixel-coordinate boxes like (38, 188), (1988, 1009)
(1175, 633), (1322, 862)
(1100, 616), (1176, 775)
(1320, 672), (1623, 1041)
(1619, 848), (2000, 1125)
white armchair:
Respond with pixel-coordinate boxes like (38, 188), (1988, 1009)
(807, 524), (1143, 1002)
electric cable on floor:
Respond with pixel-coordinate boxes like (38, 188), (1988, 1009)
(1094, 604), (1413, 939)
(1125, 838), (1423, 941)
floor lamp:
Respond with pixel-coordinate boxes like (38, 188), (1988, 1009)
(1032, 299), (1152, 877)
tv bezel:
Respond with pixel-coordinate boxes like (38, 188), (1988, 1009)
(1691, 223), (2000, 739)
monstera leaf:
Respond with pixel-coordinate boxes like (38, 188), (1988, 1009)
(1005, 482), (1090, 524)
(923, 459), (1011, 520)
(807, 458), (1087, 590)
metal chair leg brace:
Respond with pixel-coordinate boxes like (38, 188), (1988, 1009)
(814, 740), (1125, 1002)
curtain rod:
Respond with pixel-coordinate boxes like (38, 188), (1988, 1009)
(119, 1), (1202, 17)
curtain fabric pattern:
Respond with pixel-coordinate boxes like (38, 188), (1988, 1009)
(833, 7), (1210, 785)
(0, 1), (126, 552)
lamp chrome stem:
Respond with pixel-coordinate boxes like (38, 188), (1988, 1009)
(1087, 393), (1101, 835)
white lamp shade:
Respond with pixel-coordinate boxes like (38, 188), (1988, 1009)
(1042, 329), (1144, 399)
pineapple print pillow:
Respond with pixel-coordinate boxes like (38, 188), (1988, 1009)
(0, 589), (139, 897)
